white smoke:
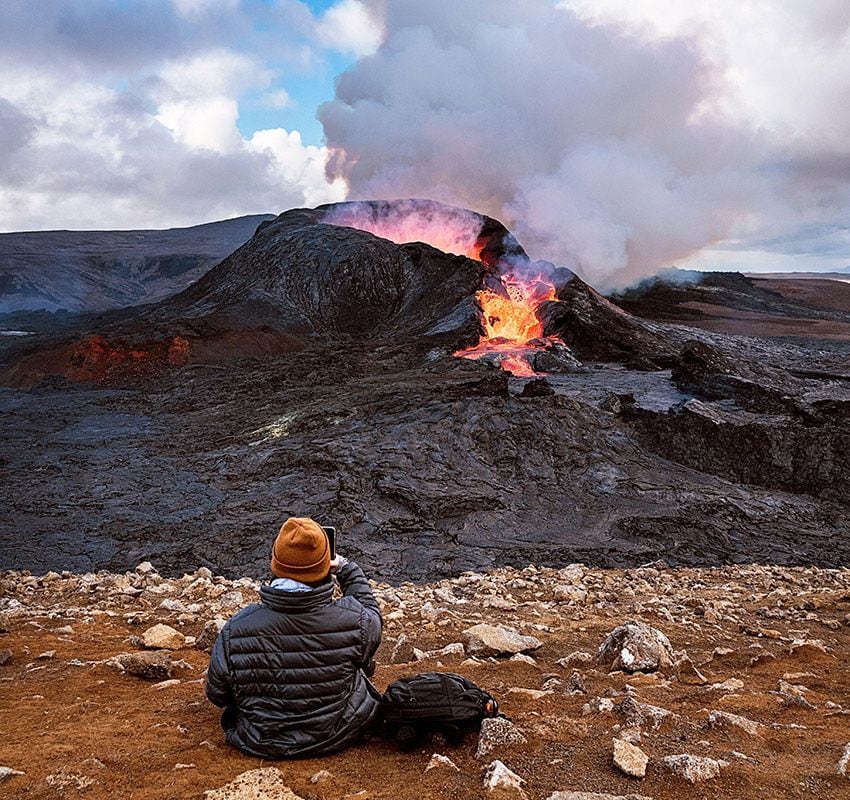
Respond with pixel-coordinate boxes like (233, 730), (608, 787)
(318, 0), (833, 287)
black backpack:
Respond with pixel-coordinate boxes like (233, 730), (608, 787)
(380, 672), (500, 751)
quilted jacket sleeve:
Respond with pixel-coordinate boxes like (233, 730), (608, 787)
(336, 560), (382, 666)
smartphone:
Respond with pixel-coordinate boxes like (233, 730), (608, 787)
(322, 526), (336, 558)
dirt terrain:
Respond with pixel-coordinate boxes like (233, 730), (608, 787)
(612, 269), (850, 341)
(1, 563), (849, 800)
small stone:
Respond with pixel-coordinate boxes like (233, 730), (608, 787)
(36, 650), (56, 660)
(204, 768), (306, 800)
(663, 754), (728, 783)
(0, 649), (11, 666)
(556, 651), (593, 668)
(152, 679), (181, 691)
(425, 754), (459, 773)
(390, 633), (415, 664)
(136, 561), (156, 575)
(175, 763), (196, 770)
(141, 624), (186, 650)
(565, 671), (586, 695)
(483, 760), (528, 799)
(708, 710), (764, 736)
(196, 618), (226, 652)
(112, 651), (174, 681)
(545, 793), (654, 800)
(675, 657), (707, 685)
(597, 621), (674, 673)
(310, 769), (332, 784)
(463, 624), (542, 657)
(553, 585), (588, 604)
(476, 717), (527, 759)
(507, 687), (549, 700)
(837, 743), (850, 777)
(582, 697), (614, 716)
(613, 738), (648, 778)
(510, 653), (536, 665)
(711, 678), (744, 692)
(0, 767), (25, 782)
(53, 625), (74, 635)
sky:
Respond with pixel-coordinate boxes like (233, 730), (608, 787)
(1, 1), (849, 283)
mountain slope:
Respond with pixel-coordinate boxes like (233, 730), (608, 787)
(0, 215), (274, 313)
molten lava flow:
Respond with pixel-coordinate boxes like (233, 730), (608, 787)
(456, 272), (562, 376)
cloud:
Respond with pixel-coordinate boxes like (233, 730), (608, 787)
(0, 2), (347, 231)
(317, 0), (383, 57)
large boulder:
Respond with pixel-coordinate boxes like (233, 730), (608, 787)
(597, 621), (673, 673)
(463, 624), (543, 657)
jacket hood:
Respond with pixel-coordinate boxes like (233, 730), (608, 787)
(260, 579), (334, 613)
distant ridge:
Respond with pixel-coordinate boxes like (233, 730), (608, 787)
(0, 214), (275, 314)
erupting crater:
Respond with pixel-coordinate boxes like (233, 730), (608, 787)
(322, 199), (574, 377)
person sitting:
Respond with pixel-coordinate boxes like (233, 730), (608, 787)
(205, 517), (382, 758)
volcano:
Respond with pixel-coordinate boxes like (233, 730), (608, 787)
(1, 199), (676, 386)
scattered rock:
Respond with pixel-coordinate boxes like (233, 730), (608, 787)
(662, 754), (728, 783)
(0, 767), (25, 782)
(204, 768), (306, 800)
(196, 618), (226, 652)
(613, 738), (649, 778)
(152, 679), (181, 691)
(463, 624), (542, 657)
(53, 625), (74, 635)
(483, 760), (528, 799)
(675, 657), (707, 685)
(553, 585), (588, 604)
(476, 717), (527, 759)
(425, 754), (459, 773)
(46, 769), (96, 791)
(140, 623), (185, 650)
(36, 650), (56, 660)
(546, 793), (653, 800)
(310, 770), (333, 784)
(136, 562), (156, 575)
(390, 633), (416, 664)
(837, 743), (850, 777)
(556, 651), (593, 668)
(111, 651), (174, 680)
(711, 678), (744, 692)
(583, 697), (615, 716)
(565, 671), (586, 695)
(0, 649), (11, 666)
(597, 621), (674, 673)
(708, 710), (764, 736)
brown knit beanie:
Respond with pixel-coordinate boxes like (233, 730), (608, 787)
(271, 517), (330, 582)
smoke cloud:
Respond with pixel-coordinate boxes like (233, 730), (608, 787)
(318, 0), (826, 287)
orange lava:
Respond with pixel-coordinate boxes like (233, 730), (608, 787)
(457, 272), (560, 376)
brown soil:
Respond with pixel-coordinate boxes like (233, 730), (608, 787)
(1, 565), (849, 799)
(675, 301), (850, 340)
(752, 278), (850, 315)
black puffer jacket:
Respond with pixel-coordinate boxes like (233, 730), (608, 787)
(205, 560), (382, 758)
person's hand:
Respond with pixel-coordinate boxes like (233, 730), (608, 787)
(329, 555), (349, 573)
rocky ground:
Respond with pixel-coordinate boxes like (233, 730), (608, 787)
(1, 562), (849, 799)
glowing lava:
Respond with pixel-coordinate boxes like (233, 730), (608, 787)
(455, 273), (561, 376)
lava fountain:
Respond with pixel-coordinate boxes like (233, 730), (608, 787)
(322, 199), (566, 376)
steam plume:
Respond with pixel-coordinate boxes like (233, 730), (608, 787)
(319, 0), (771, 288)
